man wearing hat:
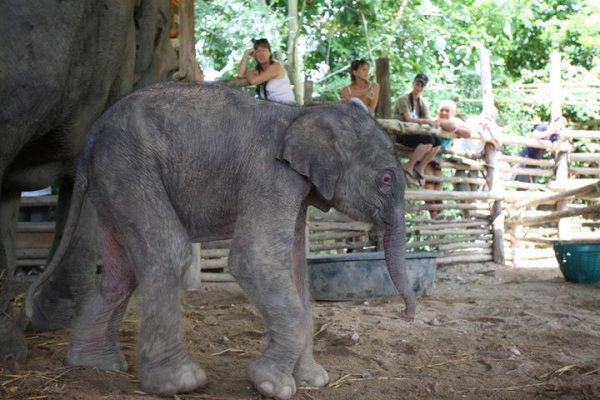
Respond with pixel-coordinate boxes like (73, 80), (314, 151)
(394, 73), (441, 185)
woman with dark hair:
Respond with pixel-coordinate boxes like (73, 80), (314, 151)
(395, 73), (440, 185)
(340, 59), (380, 114)
(237, 38), (294, 103)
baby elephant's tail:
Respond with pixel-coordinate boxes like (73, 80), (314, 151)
(24, 169), (89, 318)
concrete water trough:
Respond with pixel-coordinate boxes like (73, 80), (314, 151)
(308, 251), (437, 301)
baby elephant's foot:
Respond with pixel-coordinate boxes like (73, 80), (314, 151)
(249, 357), (296, 400)
(66, 344), (128, 371)
(293, 358), (329, 387)
(139, 357), (207, 396)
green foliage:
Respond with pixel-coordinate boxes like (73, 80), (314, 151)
(194, 0), (600, 127)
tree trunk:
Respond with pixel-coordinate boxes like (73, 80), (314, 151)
(177, 0), (203, 81)
(287, 0), (304, 104)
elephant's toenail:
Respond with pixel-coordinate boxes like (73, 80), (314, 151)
(279, 385), (292, 399)
(259, 381), (274, 394)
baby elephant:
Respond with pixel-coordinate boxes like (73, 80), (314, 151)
(27, 82), (415, 399)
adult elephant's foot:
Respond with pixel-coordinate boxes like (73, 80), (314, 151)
(66, 343), (128, 371)
(249, 357), (296, 400)
(0, 315), (28, 367)
(139, 357), (207, 395)
(293, 356), (329, 387)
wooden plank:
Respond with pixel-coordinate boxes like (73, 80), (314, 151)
(512, 180), (600, 209)
(308, 221), (372, 231)
(19, 195), (58, 207)
(407, 203), (490, 211)
(406, 190), (502, 201)
(500, 166), (554, 177)
(16, 232), (54, 249)
(17, 222), (55, 233)
(570, 167), (600, 176)
(561, 130), (600, 140)
(436, 254), (493, 264)
(502, 180), (549, 191)
(569, 153), (600, 162)
(412, 228), (490, 236)
(407, 236), (491, 249)
(508, 204), (600, 227)
(497, 154), (554, 167)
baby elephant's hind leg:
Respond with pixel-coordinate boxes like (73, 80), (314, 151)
(129, 206), (206, 395)
(66, 225), (136, 371)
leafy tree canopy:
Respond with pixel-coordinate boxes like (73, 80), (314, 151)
(195, 0), (599, 128)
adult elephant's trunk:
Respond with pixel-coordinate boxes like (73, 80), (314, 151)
(383, 207), (416, 321)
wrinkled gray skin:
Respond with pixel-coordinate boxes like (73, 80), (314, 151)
(27, 82), (416, 399)
(0, 0), (176, 366)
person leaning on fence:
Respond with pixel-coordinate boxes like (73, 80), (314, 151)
(423, 100), (472, 219)
(236, 38), (295, 104)
(449, 107), (503, 217)
(452, 107), (502, 192)
(340, 59), (380, 115)
(514, 116), (567, 185)
(395, 73), (440, 186)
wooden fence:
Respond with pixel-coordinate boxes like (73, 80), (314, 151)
(16, 118), (599, 276)
(15, 49), (600, 279)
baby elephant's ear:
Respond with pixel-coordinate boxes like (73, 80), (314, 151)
(278, 113), (341, 201)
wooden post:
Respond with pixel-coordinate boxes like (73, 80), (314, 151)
(479, 45), (505, 264)
(550, 51), (570, 239)
(177, 0), (203, 81)
(375, 57), (391, 118)
(304, 80), (313, 104)
(479, 46), (494, 114)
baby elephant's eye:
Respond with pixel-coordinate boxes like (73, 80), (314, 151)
(381, 173), (392, 186)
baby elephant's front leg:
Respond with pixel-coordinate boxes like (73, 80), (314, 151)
(247, 315), (308, 400)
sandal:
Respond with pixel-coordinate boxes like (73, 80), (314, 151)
(413, 169), (425, 186)
(402, 168), (414, 183)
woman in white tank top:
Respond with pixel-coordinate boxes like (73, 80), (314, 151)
(340, 59), (380, 114)
(237, 38), (295, 104)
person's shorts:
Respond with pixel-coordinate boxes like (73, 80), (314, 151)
(397, 134), (442, 148)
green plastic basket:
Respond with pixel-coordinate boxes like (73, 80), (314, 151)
(553, 241), (600, 283)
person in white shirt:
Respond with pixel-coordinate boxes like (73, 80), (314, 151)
(237, 38), (295, 104)
(340, 59), (380, 115)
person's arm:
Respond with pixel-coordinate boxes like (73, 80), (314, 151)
(439, 117), (472, 138)
(244, 62), (284, 86)
(367, 83), (380, 113)
(237, 48), (254, 78)
(340, 86), (351, 102)
(482, 120), (502, 147)
(403, 98), (437, 127)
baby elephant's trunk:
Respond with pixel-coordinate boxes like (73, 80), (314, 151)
(383, 210), (416, 320)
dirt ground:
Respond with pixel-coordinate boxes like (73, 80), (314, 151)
(3, 261), (600, 400)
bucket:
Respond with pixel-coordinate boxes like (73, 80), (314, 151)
(553, 241), (600, 284)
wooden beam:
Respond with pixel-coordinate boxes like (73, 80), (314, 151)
(405, 189), (502, 201)
(507, 204), (600, 227)
(512, 180), (600, 209)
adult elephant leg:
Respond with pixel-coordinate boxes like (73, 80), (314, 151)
(66, 222), (136, 371)
(0, 189), (27, 365)
(291, 203), (329, 388)
(228, 202), (307, 400)
(28, 178), (99, 331)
